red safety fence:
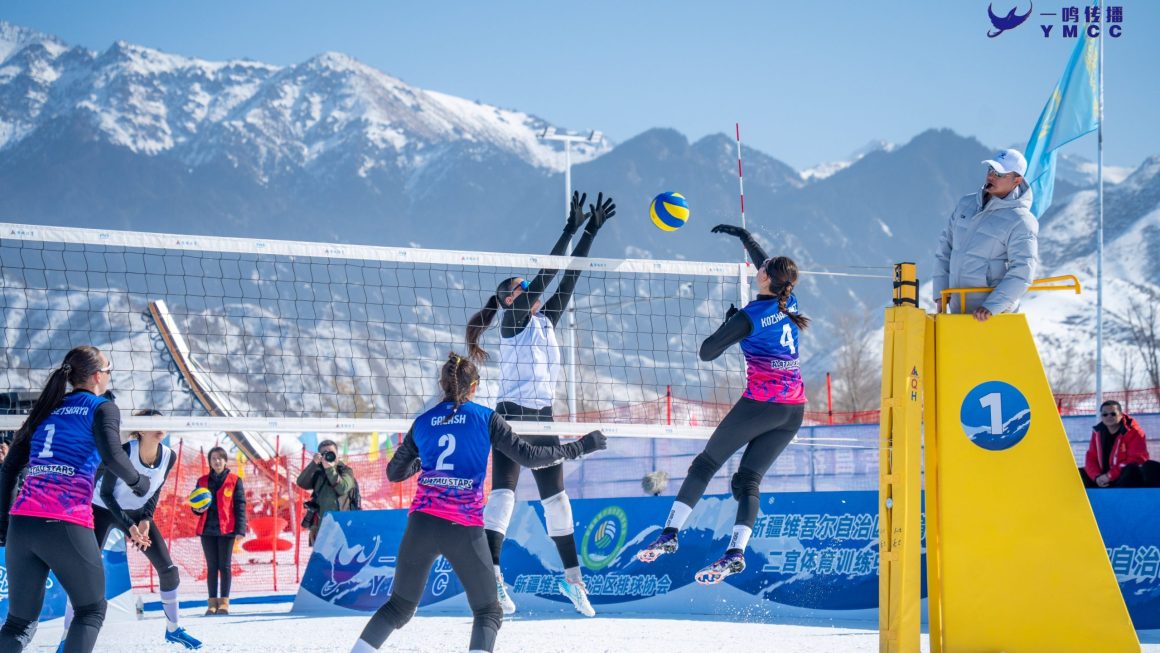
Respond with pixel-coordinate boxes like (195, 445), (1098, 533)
(1055, 387), (1160, 416)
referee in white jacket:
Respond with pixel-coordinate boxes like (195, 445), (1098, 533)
(933, 148), (1039, 321)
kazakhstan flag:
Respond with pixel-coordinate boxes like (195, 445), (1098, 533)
(1025, 27), (1100, 218)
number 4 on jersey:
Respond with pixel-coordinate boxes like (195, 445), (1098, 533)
(780, 323), (796, 355)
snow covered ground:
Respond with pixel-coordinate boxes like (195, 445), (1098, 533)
(23, 602), (1160, 652)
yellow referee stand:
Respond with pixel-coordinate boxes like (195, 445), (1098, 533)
(879, 262), (1139, 653)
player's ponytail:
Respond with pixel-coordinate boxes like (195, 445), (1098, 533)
(466, 295), (499, 362)
(440, 352), (480, 416)
(11, 345), (104, 451)
(466, 277), (523, 362)
(765, 257), (810, 331)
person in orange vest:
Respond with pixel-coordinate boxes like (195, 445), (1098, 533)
(192, 446), (247, 615)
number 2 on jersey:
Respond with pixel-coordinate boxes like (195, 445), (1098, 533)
(780, 323), (796, 355)
(38, 423), (56, 458)
(436, 433), (457, 471)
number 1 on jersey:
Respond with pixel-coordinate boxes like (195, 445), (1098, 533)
(38, 424), (56, 458)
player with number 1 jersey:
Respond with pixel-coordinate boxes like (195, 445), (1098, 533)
(0, 346), (149, 653)
(349, 353), (606, 653)
(636, 224), (810, 585)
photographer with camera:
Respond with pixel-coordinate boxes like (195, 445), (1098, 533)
(296, 439), (357, 545)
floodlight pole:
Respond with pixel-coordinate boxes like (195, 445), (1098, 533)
(539, 128), (604, 422)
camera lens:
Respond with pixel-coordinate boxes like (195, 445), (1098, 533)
(323, 450), (337, 463)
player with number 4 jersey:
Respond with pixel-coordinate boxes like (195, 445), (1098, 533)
(349, 353), (606, 653)
(636, 224), (809, 586)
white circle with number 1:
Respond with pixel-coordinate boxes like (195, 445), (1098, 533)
(959, 381), (1032, 451)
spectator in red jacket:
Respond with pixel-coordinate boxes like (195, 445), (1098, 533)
(1081, 400), (1160, 488)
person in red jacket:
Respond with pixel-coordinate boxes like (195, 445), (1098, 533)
(192, 446), (247, 615)
(1081, 400), (1160, 488)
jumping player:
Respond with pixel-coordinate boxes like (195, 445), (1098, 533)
(350, 353), (606, 653)
(465, 190), (615, 616)
(0, 346), (151, 653)
(635, 224), (809, 584)
(57, 409), (201, 651)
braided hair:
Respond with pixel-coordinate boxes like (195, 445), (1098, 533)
(764, 257), (810, 330)
(440, 351), (480, 416)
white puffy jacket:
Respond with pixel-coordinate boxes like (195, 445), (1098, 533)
(932, 182), (1039, 314)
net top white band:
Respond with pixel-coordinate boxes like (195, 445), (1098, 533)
(0, 222), (746, 278)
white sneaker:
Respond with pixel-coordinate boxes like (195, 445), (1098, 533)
(558, 578), (596, 617)
(495, 569), (516, 615)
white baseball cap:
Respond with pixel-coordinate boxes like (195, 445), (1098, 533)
(982, 148), (1027, 177)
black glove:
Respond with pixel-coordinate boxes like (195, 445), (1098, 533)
(127, 473), (151, 498)
(584, 193), (616, 235)
(725, 304), (739, 321)
(711, 223), (753, 241)
(578, 430), (608, 455)
(564, 191), (588, 235)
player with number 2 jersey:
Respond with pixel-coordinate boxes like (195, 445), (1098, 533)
(349, 353), (606, 653)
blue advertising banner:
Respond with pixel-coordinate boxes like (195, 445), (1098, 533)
(0, 535), (132, 620)
(293, 490), (1159, 630)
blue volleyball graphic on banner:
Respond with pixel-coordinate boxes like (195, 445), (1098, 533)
(650, 192), (689, 231)
(960, 381), (1032, 451)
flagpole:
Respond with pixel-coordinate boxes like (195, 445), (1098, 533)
(1095, 0), (1105, 410)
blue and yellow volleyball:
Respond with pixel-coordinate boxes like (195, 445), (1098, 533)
(188, 487), (213, 510)
(650, 192), (689, 232)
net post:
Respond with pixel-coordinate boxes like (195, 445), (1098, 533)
(272, 434), (280, 593)
(879, 262), (924, 653)
(923, 314), (943, 653)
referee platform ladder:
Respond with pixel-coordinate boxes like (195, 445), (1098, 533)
(878, 263), (1139, 653)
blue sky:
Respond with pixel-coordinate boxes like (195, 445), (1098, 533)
(3, 0), (1157, 169)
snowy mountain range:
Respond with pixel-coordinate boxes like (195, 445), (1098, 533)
(1, 21), (1156, 397)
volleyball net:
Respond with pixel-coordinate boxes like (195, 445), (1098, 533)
(0, 222), (757, 441)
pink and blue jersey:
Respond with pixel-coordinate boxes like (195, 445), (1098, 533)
(739, 295), (806, 404)
(10, 391), (108, 528)
(408, 401), (493, 527)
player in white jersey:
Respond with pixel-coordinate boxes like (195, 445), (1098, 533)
(58, 409), (201, 651)
(465, 191), (616, 616)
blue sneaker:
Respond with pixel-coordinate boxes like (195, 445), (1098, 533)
(165, 627), (204, 649)
(635, 530), (678, 563)
(694, 550), (746, 585)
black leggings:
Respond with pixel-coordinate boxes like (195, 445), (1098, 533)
(93, 506), (180, 592)
(358, 511), (502, 652)
(486, 402), (579, 569)
(0, 516), (106, 653)
(676, 398), (805, 528)
(200, 535), (235, 598)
